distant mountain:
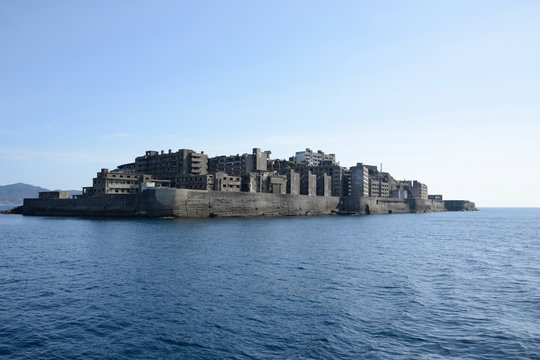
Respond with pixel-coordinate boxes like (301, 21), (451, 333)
(0, 183), (48, 205)
(0, 183), (81, 205)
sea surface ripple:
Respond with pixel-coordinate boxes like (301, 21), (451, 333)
(1, 208), (539, 359)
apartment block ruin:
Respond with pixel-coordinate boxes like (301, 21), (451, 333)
(79, 146), (432, 201)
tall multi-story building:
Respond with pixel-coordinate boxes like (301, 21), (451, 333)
(412, 180), (428, 199)
(79, 145), (424, 201)
(209, 148), (269, 175)
(342, 169), (352, 196)
(369, 178), (390, 198)
(134, 149), (208, 186)
(290, 163), (343, 197)
(83, 168), (163, 196)
(175, 174), (215, 190)
(350, 163), (370, 197)
(294, 148), (336, 166)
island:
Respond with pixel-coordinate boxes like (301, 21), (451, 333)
(21, 147), (476, 217)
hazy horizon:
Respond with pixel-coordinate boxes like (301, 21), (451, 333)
(1, 1), (539, 207)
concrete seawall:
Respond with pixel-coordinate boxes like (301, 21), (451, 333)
(339, 197), (446, 215)
(23, 188), (341, 218)
(22, 188), (470, 218)
(444, 200), (478, 211)
(144, 188), (341, 217)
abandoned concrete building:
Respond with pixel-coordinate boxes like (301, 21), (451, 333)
(387, 180), (428, 200)
(240, 172), (288, 194)
(293, 148), (337, 166)
(369, 178), (391, 198)
(78, 146), (431, 201)
(412, 180), (429, 200)
(39, 191), (70, 199)
(134, 149), (208, 186)
(175, 173), (214, 191)
(82, 168), (168, 197)
(213, 173), (242, 192)
(350, 163), (370, 197)
(208, 148), (269, 175)
(289, 163), (343, 197)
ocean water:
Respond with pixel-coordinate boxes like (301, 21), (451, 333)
(0, 208), (539, 359)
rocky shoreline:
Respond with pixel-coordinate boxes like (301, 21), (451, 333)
(0, 205), (23, 214)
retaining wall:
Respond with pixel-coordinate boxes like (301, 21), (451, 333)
(340, 197), (446, 215)
(22, 189), (458, 218)
(23, 188), (341, 218)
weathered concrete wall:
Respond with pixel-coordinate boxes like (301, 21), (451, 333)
(23, 188), (341, 218)
(22, 188), (463, 218)
(23, 194), (142, 217)
(410, 198), (447, 213)
(339, 196), (446, 215)
(288, 170), (300, 196)
(444, 200), (477, 211)
(172, 189), (340, 217)
(317, 174), (331, 197)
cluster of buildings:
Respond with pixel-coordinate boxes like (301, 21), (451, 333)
(81, 147), (434, 200)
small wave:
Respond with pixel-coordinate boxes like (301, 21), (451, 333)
(160, 337), (207, 349)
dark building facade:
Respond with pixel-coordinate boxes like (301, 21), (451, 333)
(134, 149), (208, 186)
(208, 148), (269, 175)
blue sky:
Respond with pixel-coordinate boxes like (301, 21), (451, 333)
(1, 1), (539, 206)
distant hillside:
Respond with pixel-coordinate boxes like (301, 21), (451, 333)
(0, 183), (82, 205)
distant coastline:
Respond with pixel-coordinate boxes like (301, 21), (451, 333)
(0, 183), (81, 206)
